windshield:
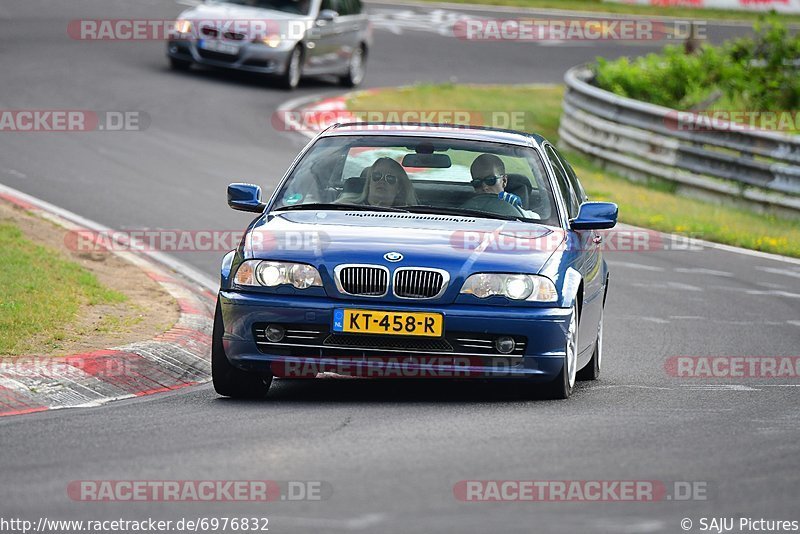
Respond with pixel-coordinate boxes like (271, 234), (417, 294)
(272, 135), (561, 226)
(213, 0), (311, 15)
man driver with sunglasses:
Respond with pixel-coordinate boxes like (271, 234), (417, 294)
(469, 154), (523, 208)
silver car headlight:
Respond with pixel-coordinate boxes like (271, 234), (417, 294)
(173, 19), (193, 35)
(234, 260), (322, 289)
(254, 35), (282, 48)
(460, 274), (557, 302)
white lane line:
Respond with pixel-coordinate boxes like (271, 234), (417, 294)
(615, 223), (800, 267)
(608, 261), (664, 272)
(789, 321), (800, 327)
(640, 317), (670, 324)
(756, 266), (800, 279)
(746, 290), (800, 299)
(365, 0), (758, 27)
(631, 282), (703, 292)
(3, 169), (27, 180)
(681, 385), (760, 391)
(594, 385), (672, 390)
(669, 315), (704, 320)
(595, 384), (796, 391)
(675, 267), (733, 277)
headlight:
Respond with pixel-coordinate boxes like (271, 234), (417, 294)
(234, 260), (322, 289)
(174, 19), (192, 34)
(255, 35), (281, 47)
(460, 274), (557, 302)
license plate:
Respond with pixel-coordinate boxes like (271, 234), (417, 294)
(333, 309), (443, 337)
(198, 39), (238, 55)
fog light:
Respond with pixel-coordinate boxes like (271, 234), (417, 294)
(169, 44), (179, 54)
(264, 324), (285, 343)
(495, 336), (515, 354)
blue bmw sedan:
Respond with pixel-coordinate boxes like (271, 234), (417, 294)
(214, 123), (617, 399)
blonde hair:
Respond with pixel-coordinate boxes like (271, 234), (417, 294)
(338, 157), (418, 206)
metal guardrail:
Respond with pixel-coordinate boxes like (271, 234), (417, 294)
(558, 66), (800, 214)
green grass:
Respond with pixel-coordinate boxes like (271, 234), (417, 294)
(0, 223), (126, 355)
(345, 83), (800, 258)
(416, 0), (800, 23)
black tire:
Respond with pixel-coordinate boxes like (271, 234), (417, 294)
(279, 46), (303, 90)
(577, 309), (602, 381)
(539, 303), (578, 400)
(212, 301), (272, 398)
(339, 44), (366, 88)
(169, 57), (192, 71)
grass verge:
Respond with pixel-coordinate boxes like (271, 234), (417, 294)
(0, 223), (126, 355)
(413, 0), (800, 23)
(346, 83), (800, 258)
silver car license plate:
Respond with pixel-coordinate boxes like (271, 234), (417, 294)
(198, 39), (238, 55)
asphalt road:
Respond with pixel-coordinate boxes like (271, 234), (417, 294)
(1, 1), (798, 533)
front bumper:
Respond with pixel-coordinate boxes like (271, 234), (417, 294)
(219, 290), (571, 381)
(167, 39), (292, 74)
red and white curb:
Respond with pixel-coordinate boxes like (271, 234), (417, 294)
(275, 89), (386, 141)
(0, 184), (216, 417)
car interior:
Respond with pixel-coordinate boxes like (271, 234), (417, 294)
(337, 168), (550, 220)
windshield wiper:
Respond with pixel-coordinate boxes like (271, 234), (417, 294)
(273, 203), (410, 213)
(397, 205), (528, 222)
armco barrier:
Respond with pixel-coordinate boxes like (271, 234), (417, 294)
(558, 66), (800, 216)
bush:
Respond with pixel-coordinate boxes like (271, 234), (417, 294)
(594, 16), (800, 112)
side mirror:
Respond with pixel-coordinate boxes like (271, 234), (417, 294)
(227, 183), (265, 213)
(316, 9), (338, 23)
(570, 201), (618, 230)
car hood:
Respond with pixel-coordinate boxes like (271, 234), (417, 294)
(179, 2), (310, 39)
(244, 211), (565, 302)
(182, 2), (306, 20)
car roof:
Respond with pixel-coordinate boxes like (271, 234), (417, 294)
(320, 122), (548, 148)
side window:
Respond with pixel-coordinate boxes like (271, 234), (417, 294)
(351, 0), (362, 14)
(335, 0), (354, 15)
(553, 147), (587, 203)
(320, 0), (334, 12)
(545, 145), (579, 219)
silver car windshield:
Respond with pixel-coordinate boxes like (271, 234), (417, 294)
(214, 0), (311, 16)
(272, 135), (561, 226)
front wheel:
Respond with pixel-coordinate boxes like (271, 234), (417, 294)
(577, 309), (602, 381)
(339, 45), (366, 87)
(212, 301), (272, 398)
(540, 303), (578, 399)
(279, 46), (303, 90)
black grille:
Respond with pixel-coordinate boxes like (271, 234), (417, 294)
(324, 334), (452, 352)
(450, 333), (526, 357)
(197, 49), (239, 62)
(200, 26), (219, 37)
(223, 31), (245, 40)
(394, 269), (446, 298)
(338, 266), (388, 296)
(253, 323), (526, 358)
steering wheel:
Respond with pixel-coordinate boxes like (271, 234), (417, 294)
(460, 194), (525, 218)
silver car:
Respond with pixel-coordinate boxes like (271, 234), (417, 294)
(167, 0), (371, 89)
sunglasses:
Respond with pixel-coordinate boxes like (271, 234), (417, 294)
(471, 174), (504, 188)
(371, 171), (398, 185)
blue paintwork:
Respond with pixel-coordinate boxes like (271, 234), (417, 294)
(571, 201), (619, 230)
(227, 183), (265, 213)
(217, 125), (615, 381)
